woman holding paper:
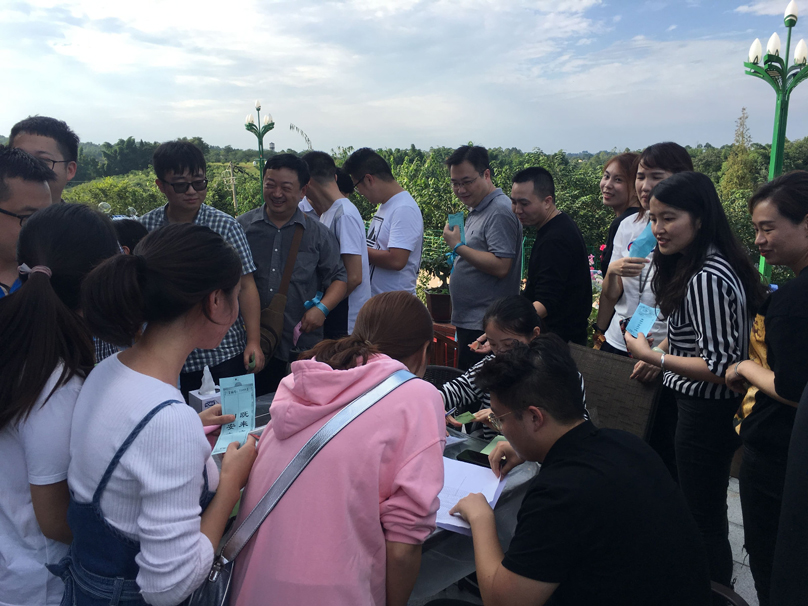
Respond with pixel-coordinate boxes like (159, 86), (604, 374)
(625, 171), (765, 589)
(230, 291), (445, 606)
(53, 224), (257, 606)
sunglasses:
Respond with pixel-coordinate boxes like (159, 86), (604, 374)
(161, 179), (208, 194)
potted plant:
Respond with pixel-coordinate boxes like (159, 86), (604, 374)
(420, 239), (453, 323)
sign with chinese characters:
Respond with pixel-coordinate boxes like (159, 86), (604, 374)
(211, 374), (256, 455)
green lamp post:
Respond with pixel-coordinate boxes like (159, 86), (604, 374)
(244, 100), (275, 202)
(744, 0), (808, 279)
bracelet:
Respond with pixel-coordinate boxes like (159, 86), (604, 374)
(651, 347), (664, 353)
(659, 353), (666, 371)
(592, 322), (608, 334)
(453, 242), (464, 254)
(314, 302), (330, 317)
(734, 361), (743, 376)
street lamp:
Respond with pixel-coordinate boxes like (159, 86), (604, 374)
(244, 100), (275, 201)
(744, 0), (808, 278)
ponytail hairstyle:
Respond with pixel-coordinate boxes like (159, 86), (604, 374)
(0, 203), (119, 430)
(82, 223), (242, 347)
(651, 172), (766, 317)
(301, 291), (433, 370)
(483, 296), (545, 337)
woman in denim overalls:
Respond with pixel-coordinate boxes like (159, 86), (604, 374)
(51, 224), (257, 605)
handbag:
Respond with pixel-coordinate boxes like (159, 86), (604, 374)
(186, 368), (417, 606)
(259, 223), (304, 358)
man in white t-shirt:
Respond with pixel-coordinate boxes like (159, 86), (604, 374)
(343, 148), (423, 295)
(302, 151), (371, 335)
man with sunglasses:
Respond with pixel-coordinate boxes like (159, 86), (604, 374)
(436, 335), (711, 606)
(342, 148), (423, 295)
(140, 141), (264, 398)
(9, 116), (79, 204)
(0, 148), (54, 297)
(442, 145), (522, 370)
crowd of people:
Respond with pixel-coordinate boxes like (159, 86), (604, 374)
(1, 115), (807, 606)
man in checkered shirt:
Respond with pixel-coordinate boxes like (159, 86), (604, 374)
(140, 141), (264, 398)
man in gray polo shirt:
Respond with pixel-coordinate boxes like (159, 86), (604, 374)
(442, 145), (523, 370)
(238, 154), (347, 395)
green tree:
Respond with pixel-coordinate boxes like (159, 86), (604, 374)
(719, 108), (757, 199)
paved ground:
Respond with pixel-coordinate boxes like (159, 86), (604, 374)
(413, 477), (759, 605)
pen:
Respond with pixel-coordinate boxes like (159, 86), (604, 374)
(445, 407), (457, 418)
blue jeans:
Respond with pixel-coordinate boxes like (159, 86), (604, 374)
(674, 395), (742, 587)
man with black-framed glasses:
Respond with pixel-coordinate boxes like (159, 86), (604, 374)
(9, 116), (79, 204)
(140, 141), (265, 399)
(0, 148), (53, 297)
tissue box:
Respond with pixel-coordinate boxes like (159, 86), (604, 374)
(188, 389), (220, 413)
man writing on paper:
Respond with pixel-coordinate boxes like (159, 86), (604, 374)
(442, 146), (522, 370)
(435, 335), (710, 606)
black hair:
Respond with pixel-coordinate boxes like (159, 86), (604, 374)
(445, 145), (492, 176)
(263, 153), (310, 187)
(748, 170), (808, 225)
(512, 166), (555, 202)
(302, 151), (337, 185)
(336, 168), (355, 195)
(639, 142), (693, 173)
(152, 140), (207, 182)
(113, 218), (149, 252)
(0, 203), (119, 431)
(483, 296), (545, 336)
(342, 147), (394, 182)
(475, 334), (586, 424)
(651, 172), (766, 317)
(9, 116), (80, 163)
(0, 148), (56, 202)
(82, 224), (241, 347)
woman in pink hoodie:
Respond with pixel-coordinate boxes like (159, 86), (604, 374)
(230, 291), (446, 606)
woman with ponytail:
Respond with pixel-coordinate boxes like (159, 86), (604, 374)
(0, 203), (119, 605)
(55, 224), (257, 606)
(230, 291), (445, 606)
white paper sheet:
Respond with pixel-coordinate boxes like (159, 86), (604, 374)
(436, 457), (506, 535)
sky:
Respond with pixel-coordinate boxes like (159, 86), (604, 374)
(2, 0), (808, 154)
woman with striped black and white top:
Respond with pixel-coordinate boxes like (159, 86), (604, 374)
(626, 172), (766, 590)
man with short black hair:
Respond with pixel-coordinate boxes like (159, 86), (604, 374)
(443, 145), (522, 369)
(9, 116), (78, 204)
(0, 148), (54, 297)
(140, 140), (264, 398)
(302, 151), (370, 336)
(238, 153), (347, 394)
(343, 148), (423, 295)
(439, 335), (711, 606)
(511, 167), (591, 345)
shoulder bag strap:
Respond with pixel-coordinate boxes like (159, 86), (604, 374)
(278, 223), (305, 297)
(215, 368), (416, 566)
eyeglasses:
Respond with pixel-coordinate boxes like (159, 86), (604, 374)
(487, 410), (515, 433)
(0, 206), (37, 227)
(160, 179), (208, 194)
(450, 174), (482, 190)
(38, 159), (71, 170)
(352, 174), (367, 189)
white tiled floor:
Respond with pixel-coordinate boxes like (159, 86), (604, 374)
(414, 478), (760, 606)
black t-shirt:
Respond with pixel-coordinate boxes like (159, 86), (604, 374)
(523, 212), (592, 345)
(740, 267), (808, 461)
(502, 421), (711, 606)
(600, 207), (640, 275)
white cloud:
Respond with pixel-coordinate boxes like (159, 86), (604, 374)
(667, 24), (677, 31)
(735, 1), (786, 15)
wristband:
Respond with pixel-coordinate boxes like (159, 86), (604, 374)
(592, 322), (608, 334)
(314, 302), (329, 317)
(453, 242), (464, 255)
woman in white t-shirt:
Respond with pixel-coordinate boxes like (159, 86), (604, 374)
(0, 203), (120, 606)
(53, 224), (257, 606)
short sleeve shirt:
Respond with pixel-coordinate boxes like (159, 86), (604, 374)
(139, 204), (256, 373)
(449, 189), (523, 329)
(237, 206), (346, 361)
(502, 421), (711, 606)
(365, 191), (423, 295)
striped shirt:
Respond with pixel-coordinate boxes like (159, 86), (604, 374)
(664, 252), (750, 399)
(140, 204), (257, 373)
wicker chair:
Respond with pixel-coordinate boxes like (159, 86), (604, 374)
(423, 365), (465, 390)
(567, 343), (662, 441)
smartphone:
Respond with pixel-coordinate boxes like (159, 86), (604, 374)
(456, 449), (491, 469)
